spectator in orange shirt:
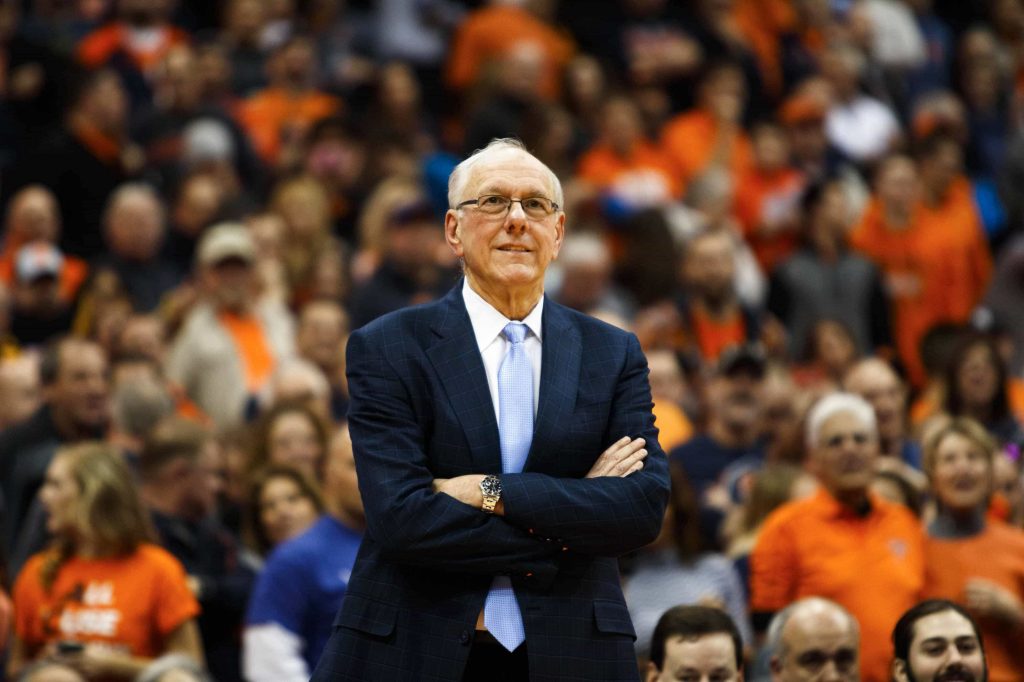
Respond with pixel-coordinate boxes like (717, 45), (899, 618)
(920, 418), (1024, 682)
(0, 186), (87, 305)
(676, 228), (762, 364)
(237, 36), (342, 167)
(7, 442), (203, 680)
(734, 120), (805, 273)
(445, 0), (574, 102)
(76, 0), (189, 106)
(577, 94), (681, 206)
(850, 154), (944, 386)
(750, 392), (924, 682)
(661, 61), (754, 193)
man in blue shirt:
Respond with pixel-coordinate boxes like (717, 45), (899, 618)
(243, 425), (364, 681)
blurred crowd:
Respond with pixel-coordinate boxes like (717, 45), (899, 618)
(0, 0), (1022, 680)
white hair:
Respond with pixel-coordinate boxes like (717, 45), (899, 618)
(805, 392), (877, 450)
(766, 597), (860, 660)
(447, 138), (564, 211)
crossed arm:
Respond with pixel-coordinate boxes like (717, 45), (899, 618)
(347, 328), (669, 574)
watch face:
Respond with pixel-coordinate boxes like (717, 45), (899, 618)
(481, 476), (502, 496)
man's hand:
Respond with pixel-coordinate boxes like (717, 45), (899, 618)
(586, 437), (647, 478)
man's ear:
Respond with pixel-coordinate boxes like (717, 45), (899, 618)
(892, 658), (910, 682)
(444, 211), (463, 254)
(644, 660), (660, 682)
(769, 655), (783, 680)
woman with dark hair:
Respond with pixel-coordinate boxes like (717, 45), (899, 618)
(921, 418), (1024, 681)
(942, 333), (1023, 446)
(244, 465), (324, 558)
(624, 463), (751, 659)
(7, 443), (203, 680)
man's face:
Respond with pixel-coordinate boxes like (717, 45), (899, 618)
(445, 148), (564, 302)
(708, 372), (763, 437)
(772, 612), (858, 681)
(183, 439), (226, 520)
(809, 410), (878, 499)
(684, 233), (735, 306)
(845, 363), (906, 444)
(647, 633), (741, 682)
(48, 343), (109, 433)
(298, 304), (346, 370)
(205, 258), (253, 312)
(895, 610), (986, 682)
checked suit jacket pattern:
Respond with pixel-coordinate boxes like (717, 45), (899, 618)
(312, 284), (670, 681)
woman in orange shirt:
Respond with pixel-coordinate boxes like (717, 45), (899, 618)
(8, 444), (203, 681)
(921, 419), (1024, 682)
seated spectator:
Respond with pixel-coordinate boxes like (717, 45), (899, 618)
(295, 299), (349, 422)
(576, 94), (680, 206)
(625, 464), (751, 659)
(891, 599), (988, 682)
(763, 597), (860, 681)
(254, 358), (333, 422)
(551, 232), (635, 322)
(135, 654), (212, 682)
(236, 36), (341, 166)
(768, 178), (891, 362)
(734, 120), (805, 273)
(644, 605), (744, 682)
(348, 194), (453, 329)
(674, 229), (763, 364)
(267, 175), (338, 307)
(844, 357), (923, 470)
(243, 465), (323, 559)
(166, 223), (294, 429)
(820, 42), (901, 165)
(920, 418), (1024, 681)
(0, 186), (87, 303)
(0, 354), (41, 429)
(7, 443), (203, 680)
(793, 319), (861, 392)
(941, 334), (1024, 447)
(243, 426), (363, 682)
(10, 242), (77, 346)
(139, 418), (255, 682)
(94, 183), (182, 313)
(750, 392), (925, 682)
(645, 349), (695, 453)
(660, 61), (753, 192)
(247, 400), (329, 482)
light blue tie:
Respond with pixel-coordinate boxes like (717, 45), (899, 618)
(483, 322), (531, 651)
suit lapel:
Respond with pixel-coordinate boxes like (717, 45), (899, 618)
(526, 298), (581, 472)
(425, 285), (503, 473)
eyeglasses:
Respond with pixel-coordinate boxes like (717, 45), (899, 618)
(456, 194), (559, 218)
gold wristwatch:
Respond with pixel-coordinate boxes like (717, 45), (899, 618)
(480, 475), (502, 514)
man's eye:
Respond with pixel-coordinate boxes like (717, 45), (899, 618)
(523, 198), (544, 210)
(481, 195), (505, 206)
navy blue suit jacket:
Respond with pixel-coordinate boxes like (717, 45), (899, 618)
(313, 285), (670, 681)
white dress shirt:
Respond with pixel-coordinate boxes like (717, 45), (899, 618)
(462, 279), (542, 422)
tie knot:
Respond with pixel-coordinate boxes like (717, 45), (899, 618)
(503, 322), (528, 345)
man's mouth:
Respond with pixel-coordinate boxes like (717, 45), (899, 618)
(497, 245), (531, 252)
(937, 667), (975, 682)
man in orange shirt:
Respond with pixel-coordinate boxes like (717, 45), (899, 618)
(750, 392), (924, 682)
(661, 61), (753, 193)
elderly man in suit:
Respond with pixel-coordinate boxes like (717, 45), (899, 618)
(312, 138), (670, 682)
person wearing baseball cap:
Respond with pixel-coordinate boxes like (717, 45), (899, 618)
(165, 223), (294, 428)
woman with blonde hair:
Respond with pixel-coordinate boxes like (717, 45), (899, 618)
(921, 417), (1024, 682)
(8, 443), (203, 680)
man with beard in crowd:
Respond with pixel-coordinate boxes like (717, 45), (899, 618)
(891, 600), (987, 682)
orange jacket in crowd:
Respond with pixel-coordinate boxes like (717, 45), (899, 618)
(851, 182), (992, 387)
(445, 4), (575, 101)
(77, 22), (189, 73)
(734, 166), (805, 273)
(237, 88), (341, 165)
(661, 109), (753, 194)
(576, 140), (682, 202)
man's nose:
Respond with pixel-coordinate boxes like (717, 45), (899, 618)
(505, 201), (528, 229)
(819, 660), (844, 682)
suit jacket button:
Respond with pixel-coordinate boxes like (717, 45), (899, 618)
(460, 630), (470, 644)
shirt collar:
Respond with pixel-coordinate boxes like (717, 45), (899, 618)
(462, 278), (543, 352)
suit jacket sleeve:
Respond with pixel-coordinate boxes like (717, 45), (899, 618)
(499, 334), (670, 557)
(346, 327), (561, 577)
